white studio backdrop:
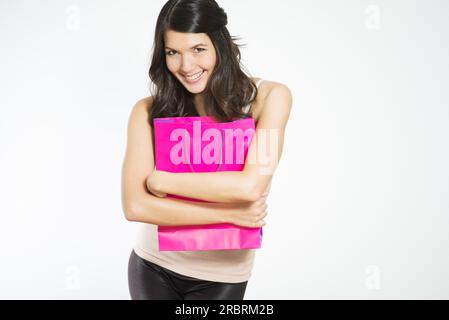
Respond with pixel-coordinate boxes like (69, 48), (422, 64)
(0, 0), (448, 299)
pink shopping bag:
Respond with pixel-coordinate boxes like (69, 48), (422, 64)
(153, 115), (263, 251)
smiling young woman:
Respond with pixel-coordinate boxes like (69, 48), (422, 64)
(121, 0), (292, 300)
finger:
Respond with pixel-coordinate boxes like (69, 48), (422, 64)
(255, 211), (267, 223)
(257, 196), (268, 206)
(252, 215), (266, 228)
(259, 210), (268, 219)
(153, 191), (167, 198)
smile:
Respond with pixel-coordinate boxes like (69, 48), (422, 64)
(184, 70), (205, 83)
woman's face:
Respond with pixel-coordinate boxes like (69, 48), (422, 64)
(164, 30), (217, 94)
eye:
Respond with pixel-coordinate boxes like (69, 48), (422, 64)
(165, 48), (205, 56)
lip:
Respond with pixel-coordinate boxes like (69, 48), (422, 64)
(183, 70), (205, 84)
(184, 70), (203, 77)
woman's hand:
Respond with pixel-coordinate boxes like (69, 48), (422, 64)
(146, 170), (167, 198)
(225, 191), (269, 228)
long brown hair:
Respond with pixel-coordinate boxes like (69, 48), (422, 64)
(147, 0), (258, 127)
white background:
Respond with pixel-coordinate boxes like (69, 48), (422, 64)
(0, 0), (448, 299)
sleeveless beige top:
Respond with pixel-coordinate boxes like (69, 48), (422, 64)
(133, 79), (265, 283)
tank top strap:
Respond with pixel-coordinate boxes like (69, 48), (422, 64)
(243, 78), (264, 114)
(255, 78), (264, 88)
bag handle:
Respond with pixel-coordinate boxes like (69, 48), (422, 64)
(183, 129), (224, 172)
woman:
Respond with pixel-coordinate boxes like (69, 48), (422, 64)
(122, 0), (292, 300)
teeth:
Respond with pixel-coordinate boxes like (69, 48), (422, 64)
(185, 71), (204, 80)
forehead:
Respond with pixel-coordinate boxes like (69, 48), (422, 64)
(164, 30), (211, 48)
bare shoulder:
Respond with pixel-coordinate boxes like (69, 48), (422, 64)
(133, 96), (154, 114)
(250, 78), (291, 121)
(254, 78), (290, 95)
(128, 96), (154, 126)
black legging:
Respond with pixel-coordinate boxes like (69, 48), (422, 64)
(128, 249), (248, 300)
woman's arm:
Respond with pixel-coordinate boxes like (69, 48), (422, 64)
(147, 83), (293, 203)
(127, 189), (268, 228)
(126, 188), (234, 226)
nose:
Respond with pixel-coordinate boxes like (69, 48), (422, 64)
(180, 54), (197, 74)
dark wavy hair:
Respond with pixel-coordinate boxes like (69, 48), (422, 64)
(147, 0), (258, 127)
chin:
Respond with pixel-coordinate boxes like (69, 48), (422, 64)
(187, 87), (206, 94)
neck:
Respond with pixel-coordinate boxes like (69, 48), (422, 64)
(194, 93), (206, 116)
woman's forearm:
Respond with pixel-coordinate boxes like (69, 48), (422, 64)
(127, 190), (234, 226)
(151, 170), (255, 203)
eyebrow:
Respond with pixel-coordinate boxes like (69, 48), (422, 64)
(165, 43), (208, 50)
